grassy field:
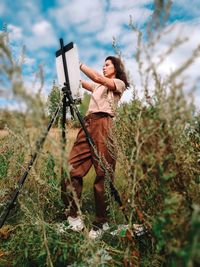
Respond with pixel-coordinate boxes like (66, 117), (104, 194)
(0, 126), (129, 267)
(0, 125), (125, 211)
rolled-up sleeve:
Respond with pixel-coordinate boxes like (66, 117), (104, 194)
(113, 79), (125, 95)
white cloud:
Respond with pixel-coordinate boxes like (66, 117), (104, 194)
(50, 0), (152, 39)
(96, 10), (128, 43)
(0, 2), (6, 16)
(7, 24), (23, 41)
(23, 75), (49, 98)
(117, 19), (200, 108)
(152, 21), (200, 82)
(66, 0), (103, 25)
(32, 21), (51, 35)
(110, 0), (153, 9)
(26, 20), (57, 51)
(24, 56), (35, 66)
(49, 0), (104, 33)
(96, 7), (152, 44)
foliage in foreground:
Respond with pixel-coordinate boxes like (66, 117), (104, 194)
(114, 99), (200, 266)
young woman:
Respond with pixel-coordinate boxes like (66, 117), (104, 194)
(64, 56), (129, 238)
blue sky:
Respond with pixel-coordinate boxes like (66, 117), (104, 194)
(0, 0), (200, 110)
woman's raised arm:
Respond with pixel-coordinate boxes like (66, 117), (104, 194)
(80, 63), (116, 91)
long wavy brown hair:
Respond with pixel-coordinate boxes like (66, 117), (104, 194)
(105, 56), (130, 88)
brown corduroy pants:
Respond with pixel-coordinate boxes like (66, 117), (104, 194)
(62, 112), (116, 223)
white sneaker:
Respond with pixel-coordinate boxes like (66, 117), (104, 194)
(133, 223), (147, 237)
(67, 216), (85, 232)
(88, 222), (109, 239)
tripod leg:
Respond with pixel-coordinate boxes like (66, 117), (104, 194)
(60, 92), (69, 211)
(0, 103), (62, 229)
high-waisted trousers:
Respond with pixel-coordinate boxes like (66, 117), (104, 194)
(62, 112), (116, 223)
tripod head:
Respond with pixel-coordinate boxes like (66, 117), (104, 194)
(61, 82), (81, 104)
(61, 82), (81, 119)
